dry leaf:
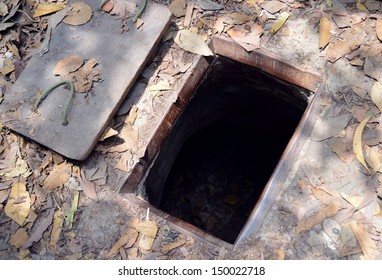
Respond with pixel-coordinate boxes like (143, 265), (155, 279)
(147, 80), (171, 92)
(160, 238), (186, 252)
(107, 228), (138, 258)
(295, 203), (340, 234)
(326, 42), (357, 62)
(99, 127), (118, 141)
(332, 139), (355, 163)
(341, 193), (379, 214)
(270, 12), (289, 34)
(169, 0), (186, 17)
(365, 145), (381, 173)
(62, 2), (92, 26)
(376, 20), (382, 42)
(353, 115), (371, 172)
(78, 169), (98, 201)
(49, 210), (64, 249)
(227, 22), (263, 52)
(53, 56), (84, 77)
(21, 208), (55, 251)
(136, 220), (158, 237)
(4, 182), (31, 226)
(102, 1), (114, 12)
(319, 17), (330, 49)
(33, 3), (66, 18)
(44, 162), (72, 192)
(68, 58), (99, 93)
(137, 234), (153, 250)
(311, 114), (352, 141)
(356, 1), (369, 13)
(311, 186), (338, 206)
(275, 249), (285, 260)
(2, 157), (31, 178)
(350, 222), (378, 260)
(261, 1), (286, 14)
(340, 223), (362, 257)
(174, 30), (213, 56)
(192, 0), (223, 10)
(364, 55), (382, 82)
(10, 228), (29, 248)
(371, 81), (382, 113)
(0, 58), (15, 76)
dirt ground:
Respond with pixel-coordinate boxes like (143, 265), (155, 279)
(1, 0), (382, 259)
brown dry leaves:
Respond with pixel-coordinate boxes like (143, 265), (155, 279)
(53, 56), (100, 93)
(4, 182), (31, 226)
(43, 162), (72, 192)
(62, 2), (92, 26)
(319, 17), (330, 49)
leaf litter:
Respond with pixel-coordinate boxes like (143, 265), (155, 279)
(1, 0), (382, 260)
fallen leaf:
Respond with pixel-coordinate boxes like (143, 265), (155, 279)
(65, 190), (79, 228)
(341, 192), (379, 214)
(353, 115), (372, 172)
(311, 114), (352, 141)
(270, 11), (289, 34)
(365, 145), (381, 173)
(33, 3), (66, 18)
(10, 228), (29, 248)
(44, 162), (72, 192)
(107, 228), (138, 258)
(261, 1), (286, 14)
(311, 186), (338, 206)
(135, 220), (158, 237)
(192, 0), (223, 10)
(326, 42), (357, 62)
(332, 139), (355, 163)
(356, 0), (369, 13)
(160, 238), (186, 252)
(146, 80), (171, 92)
(364, 55), (382, 82)
(102, 1), (114, 12)
(70, 58), (100, 93)
(62, 2), (92, 26)
(319, 17), (330, 49)
(53, 56), (84, 77)
(340, 223), (362, 257)
(371, 82), (382, 113)
(376, 20), (382, 42)
(137, 234), (155, 251)
(0, 58), (15, 76)
(174, 30), (214, 56)
(275, 249), (285, 260)
(2, 157), (31, 178)
(21, 208), (55, 250)
(227, 22), (263, 52)
(350, 221), (378, 260)
(4, 182), (31, 226)
(169, 0), (186, 17)
(99, 127), (118, 141)
(296, 203), (340, 234)
(0, 22), (15, 32)
(0, 2), (8, 16)
(49, 210), (64, 249)
(78, 169), (98, 201)
(18, 249), (32, 260)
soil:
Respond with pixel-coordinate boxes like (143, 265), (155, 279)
(1, 0), (382, 260)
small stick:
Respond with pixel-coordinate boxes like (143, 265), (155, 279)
(34, 80), (75, 126)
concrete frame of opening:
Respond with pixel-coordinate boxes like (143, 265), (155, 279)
(120, 36), (323, 249)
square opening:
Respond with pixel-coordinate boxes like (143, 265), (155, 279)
(142, 56), (311, 244)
